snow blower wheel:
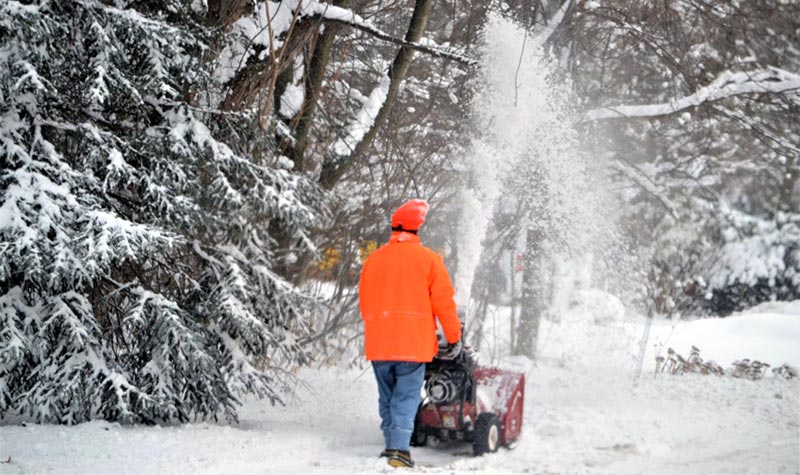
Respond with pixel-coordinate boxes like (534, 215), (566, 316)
(473, 413), (501, 456)
(412, 337), (525, 457)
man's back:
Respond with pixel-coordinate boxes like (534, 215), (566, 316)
(360, 232), (460, 362)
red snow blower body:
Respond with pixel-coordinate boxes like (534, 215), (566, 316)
(411, 343), (525, 456)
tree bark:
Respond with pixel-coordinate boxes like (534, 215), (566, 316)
(777, 155), (798, 218)
(513, 226), (544, 358)
(207, 0), (251, 29)
(318, 0), (435, 189)
(220, 8), (312, 114)
(320, 16), (476, 66)
(285, 2), (348, 172)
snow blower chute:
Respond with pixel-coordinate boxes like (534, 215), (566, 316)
(411, 339), (525, 456)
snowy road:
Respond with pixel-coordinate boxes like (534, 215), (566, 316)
(1, 362), (797, 474)
(2, 302), (799, 474)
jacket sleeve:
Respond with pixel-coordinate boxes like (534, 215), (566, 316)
(429, 254), (462, 344)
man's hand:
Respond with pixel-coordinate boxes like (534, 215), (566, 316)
(439, 340), (462, 360)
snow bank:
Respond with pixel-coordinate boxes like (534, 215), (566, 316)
(647, 302), (800, 369)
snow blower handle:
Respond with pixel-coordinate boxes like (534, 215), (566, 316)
(438, 340), (463, 360)
(435, 315), (464, 359)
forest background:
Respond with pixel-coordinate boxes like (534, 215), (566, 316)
(1, 0), (798, 424)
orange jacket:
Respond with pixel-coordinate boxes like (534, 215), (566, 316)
(359, 232), (462, 362)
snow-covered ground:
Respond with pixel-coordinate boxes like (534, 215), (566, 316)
(1, 302), (798, 474)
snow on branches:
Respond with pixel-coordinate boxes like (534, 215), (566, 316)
(565, 0), (800, 315)
(1, 1), (324, 424)
(586, 67), (800, 121)
(216, 0), (474, 84)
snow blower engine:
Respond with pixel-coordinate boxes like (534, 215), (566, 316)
(411, 335), (525, 456)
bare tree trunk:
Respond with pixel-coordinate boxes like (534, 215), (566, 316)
(318, 0), (435, 189)
(284, 1), (349, 172)
(470, 286), (490, 351)
(777, 154), (798, 219)
(220, 6), (311, 114)
(509, 251), (517, 351)
(513, 226), (544, 358)
(207, 0), (251, 29)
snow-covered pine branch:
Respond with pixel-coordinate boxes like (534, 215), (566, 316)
(705, 206), (800, 307)
(1, 0), (325, 424)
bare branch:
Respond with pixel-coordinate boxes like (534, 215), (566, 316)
(316, 16), (477, 66)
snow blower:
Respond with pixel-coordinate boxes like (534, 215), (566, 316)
(411, 339), (525, 456)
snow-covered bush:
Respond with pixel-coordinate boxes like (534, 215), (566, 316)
(704, 208), (800, 314)
(651, 207), (800, 317)
(1, 1), (324, 424)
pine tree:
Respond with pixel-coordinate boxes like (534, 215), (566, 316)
(1, 0), (324, 424)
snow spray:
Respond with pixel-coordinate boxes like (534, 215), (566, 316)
(455, 13), (633, 363)
(455, 10), (609, 306)
(454, 14), (554, 310)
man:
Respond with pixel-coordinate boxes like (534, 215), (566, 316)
(359, 199), (462, 469)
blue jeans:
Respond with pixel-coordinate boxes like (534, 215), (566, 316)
(372, 361), (425, 451)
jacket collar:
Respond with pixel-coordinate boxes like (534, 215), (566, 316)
(389, 231), (421, 244)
